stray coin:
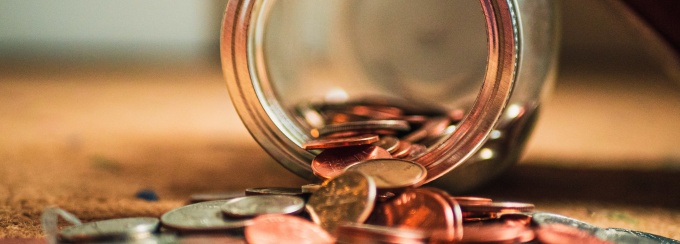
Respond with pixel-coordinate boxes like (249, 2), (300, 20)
(335, 223), (426, 244)
(220, 195), (305, 218)
(189, 192), (245, 204)
(367, 188), (459, 242)
(535, 224), (612, 244)
(371, 136), (401, 153)
(302, 134), (379, 150)
(344, 158), (426, 190)
(245, 187), (306, 197)
(161, 200), (252, 232)
(532, 212), (600, 235)
(59, 217), (159, 242)
(245, 214), (335, 244)
(311, 145), (392, 179)
(306, 171), (377, 233)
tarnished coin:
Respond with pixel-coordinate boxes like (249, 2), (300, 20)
(367, 188), (459, 242)
(302, 134), (379, 150)
(220, 195), (304, 218)
(245, 187), (306, 197)
(532, 212), (601, 235)
(370, 136), (400, 153)
(597, 228), (677, 244)
(245, 214), (335, 244)
(336, 223), (426, 244)
(189, 191), (245, 204)
(344, 159), (427, 190)
(59, 217), (159, 242)
(313, 120), (410, 138)
(306, 171), (377, 233)
(311, 145), (392, 179)
(535, 224), (612, 244)
(161, 200), (252, 232)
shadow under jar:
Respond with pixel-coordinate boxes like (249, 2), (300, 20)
(221, 0), (558, 192)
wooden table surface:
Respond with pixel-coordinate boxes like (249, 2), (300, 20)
(0, 59), (678, 239)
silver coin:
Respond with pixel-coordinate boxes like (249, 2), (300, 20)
(315, 120), (410, 137)
(189, 191), (245, 204)
(596, 228), (677, 244)
(531, 212), (601, 235)
(245, 187), (306, 197)
(301, 184), (322, 193)
(161, 200), (253, 232)
(221, 195), (305, 218)
(344, 158), (427, 189)
(58, 217), (159, 242)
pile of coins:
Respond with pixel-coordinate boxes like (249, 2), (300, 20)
(46, 180), (676, 243)
(42, 100), (677, 243)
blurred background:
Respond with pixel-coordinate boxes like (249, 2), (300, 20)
(0, 0), (679, 239)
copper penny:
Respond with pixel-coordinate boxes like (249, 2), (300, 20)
(245, 215), (335, 244)
(302, 134), (379, 150)
(366, 188), (459, 242)
(315, 120), (410, 137)
(371, 136), (400, 153)
(460, 201), (535, 214)
(461, 222), (534, 243)
(322, 129), (397, 138)
(336, 223), (425, 244)
(311, 145), (392, 179)
(391, 140), (412, 158)
(451, 196), (493, 205)
(402, 116), (450, 142)
(344, 159), (427, 190)
(306, 171), (377, 233)
(345, 105), (403, 120)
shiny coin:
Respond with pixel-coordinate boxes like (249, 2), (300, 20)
(344, 159), (426, 190)
(535, 224), (612, 244)
(306, 171), (377, 233)
(245, 187), (306, 197)
(402, 116), (450, 142)
(336, 223), (426, 244)
(460, 201), (535, 215)
(161, 200), (252, 232)
(322, 129), (397, 138)
(302, 134), (379, 150)
(189, 191), (245, 204)
(451, 196), (493, 205)
(532, 212), (601, 235)
(311, 145), (391, 179)
(220, 195), (305, 218)
(245, 214), (335, 244)
(391, 140), (412, 158)
(370, 136), (400, 153)
(313, 120), (410, 138)
(59, 217), (159, 242)
(367, 188), (459, 242)
(343, 105), (403, 120)
(405, 143), (428, 159)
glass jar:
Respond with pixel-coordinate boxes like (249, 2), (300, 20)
(220, 0), (558, 192)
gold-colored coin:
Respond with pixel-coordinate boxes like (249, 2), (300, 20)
(306, 171), (377, 233)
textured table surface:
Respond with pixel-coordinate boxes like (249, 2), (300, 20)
(0, 60), (678, 239)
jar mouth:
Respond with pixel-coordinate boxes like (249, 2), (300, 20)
(222, 0), (520, 183)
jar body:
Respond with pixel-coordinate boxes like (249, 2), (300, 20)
(222, 0), (558, 192)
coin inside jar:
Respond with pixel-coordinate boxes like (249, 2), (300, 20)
(370, 136), (401, 153)
(220, 195), (305, 218)
(306, 171), (377, 233)
(344, 158), (427, 190)
(312, 120), (410, 138)
(59, 217), (159, 242)
(311, 145), (391, 179)
(302, 134), (380, 150)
